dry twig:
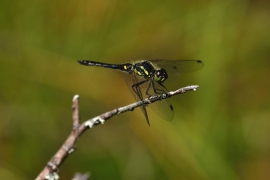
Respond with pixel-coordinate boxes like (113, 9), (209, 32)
(36, 85), (199, 180)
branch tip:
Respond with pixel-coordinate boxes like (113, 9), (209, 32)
(73, 95), (80, 101)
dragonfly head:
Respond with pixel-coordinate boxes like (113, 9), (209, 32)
(154, 68), (168, 83)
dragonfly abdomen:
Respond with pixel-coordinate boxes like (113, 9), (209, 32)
(78, 60), (133, 73)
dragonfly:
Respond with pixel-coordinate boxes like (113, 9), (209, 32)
(78, 59), (203, 126)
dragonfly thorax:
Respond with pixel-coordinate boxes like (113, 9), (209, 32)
(133, 61), (155, 78)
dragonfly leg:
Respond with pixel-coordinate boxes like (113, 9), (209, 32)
(131, 79), (151, 126)
(145, 80), (167, 96)
(131, 79), (149, 98)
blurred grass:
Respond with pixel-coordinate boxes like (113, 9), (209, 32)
(1, 0), (270, 179)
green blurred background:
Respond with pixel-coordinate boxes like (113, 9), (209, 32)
(1, 0), (270, 179)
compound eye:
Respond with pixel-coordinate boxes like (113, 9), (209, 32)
(155, 68), (168, 83)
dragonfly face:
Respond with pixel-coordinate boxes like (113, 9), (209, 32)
(153, 68), (168, 84)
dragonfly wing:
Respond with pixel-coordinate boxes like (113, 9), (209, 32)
(126, 73), (151, 125)
(126, 73), (174, 121)
(146, 81), (174, 121)
(148, 98), (174, 121)
(149, 59), (203, 80)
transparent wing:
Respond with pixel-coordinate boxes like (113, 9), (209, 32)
(148, 59), (203, 81)
(126, 73), (150, 125)
(126, 73), (174, 122)
(145, 81), (174, 121)
(149, 59), (203, 73)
